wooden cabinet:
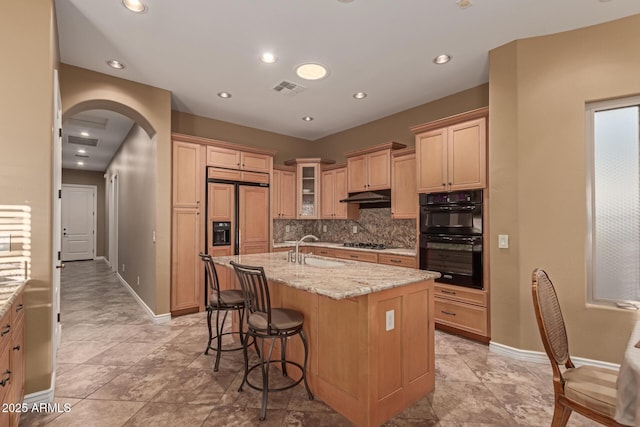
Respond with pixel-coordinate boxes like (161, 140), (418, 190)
(412, 108), (488, 194)
(345, 142), (405, 193)
(321, 165), (358, 220)
(173, 141), (201, 208)
(238, 185), (270, 255)
(0, 289), (25, 427)
(378, 253), (417, 268)
(273, 166), (296, 219)
(333, 248), (378, 264)
(206, 145), (270, 173)
(284, 158), (335, 220)
(433, 283), (488, 340)
(391, 148), (418, 219)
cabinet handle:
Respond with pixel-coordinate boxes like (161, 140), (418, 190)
(441, 290), (456, 295)
(16, 304), (24, 312)
(242, 164), (245, 167)
(448, 182), (452, 186)
(0, 370), (10, 387)
(196, 212), (200, 216)
(441, 183), (446, 187)
(1, 325), (10, 336)
(350, 255), (359, 259)
(390, 259), (401, 263)
(441, 310), (456, 316)
(13, 345), (20, 351)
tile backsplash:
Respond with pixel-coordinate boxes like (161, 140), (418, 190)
(273, 208), (416, 249)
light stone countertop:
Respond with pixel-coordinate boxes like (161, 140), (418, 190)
(213, 252), (438, 300)
(273, 241), (416, 257)
(0, 281), (27, 319)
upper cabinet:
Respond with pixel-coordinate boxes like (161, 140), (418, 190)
(172, 141), (202, 208)
(391, 148), (417, 219)
(206, 145), (270, 173)
(321, 165), (358, 220)
(411, 108), (488, 194)
(273, 166), (296, 219)
(285, 158), (335, 219)
(345, 142), (406, 193)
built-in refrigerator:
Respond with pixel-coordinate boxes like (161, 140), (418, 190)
(206, 175), (270, 290)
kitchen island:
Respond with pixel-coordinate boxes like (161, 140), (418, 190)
(213, 252), (438, 427)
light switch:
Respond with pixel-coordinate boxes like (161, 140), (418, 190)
(498, 234), (509, 249)
(323, 225), (327, 232)
(285, 225), (290, 232)
(385, 310), (395, 331)
(352, 225), (358, 234)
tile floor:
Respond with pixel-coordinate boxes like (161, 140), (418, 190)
(20, 260), (600, 426)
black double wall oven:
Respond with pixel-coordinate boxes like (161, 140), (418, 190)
(419, 190), (483, 290)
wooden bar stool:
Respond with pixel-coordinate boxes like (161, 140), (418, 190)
(230, 261), (313, 421)
(199, 253), (246, 372)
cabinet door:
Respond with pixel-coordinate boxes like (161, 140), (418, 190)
(171, 208), (202, 311)
(320, 170), (335, 219)
(333, 167), (357, 219)
(280, 170), (296, 219)
(206, 145), (240, 168)
(416, 128), (447, 193)
(173, 141), (201, 208)
(347, 155), (367, 192)
(238, 186), (269, 253)
(297, 163), (320, 219)
(391, 153), (417, 219)
(240, 152), (270, 173)
(272, 170), (282, 218)
(448, 117), (486, 191)
(366, 150), (391, 190)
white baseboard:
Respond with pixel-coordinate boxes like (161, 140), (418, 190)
(95, 256), (106, 262)
(115, 273), (171, 324)
(489, 341), (620, 370)
(23, 368), (56, 405)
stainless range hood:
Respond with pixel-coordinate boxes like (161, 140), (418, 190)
(339, 190), (391, 204)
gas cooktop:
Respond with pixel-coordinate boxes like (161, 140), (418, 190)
(342, 242), (388, 250)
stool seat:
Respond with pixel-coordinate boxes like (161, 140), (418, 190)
(210, 289), (245, 307)
(248, 308), (303, 332)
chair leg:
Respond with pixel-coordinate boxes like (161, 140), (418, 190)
(213, 309), (227, 372)
(281, 336), (288, 376)
(238, 331), (251, 393)
(260, 338), (277, 421)
(551, 401), (571, 427)
(204, 308), (213, 355)
(299, 328), (314, 400)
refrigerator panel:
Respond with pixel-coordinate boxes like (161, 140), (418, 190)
(238, 185), (270, 254)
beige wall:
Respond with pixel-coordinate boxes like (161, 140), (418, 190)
(0, 0), (57, 394)
(308, 84), (489, 162)
(105, 125), (157, 308)
(62, 169), (106, 257)
(489, 15), (640, 363)
(172, 111), (312, 164)
(60, 64), (172, 314)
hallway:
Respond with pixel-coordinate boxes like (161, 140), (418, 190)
(20, 260), (598, 426)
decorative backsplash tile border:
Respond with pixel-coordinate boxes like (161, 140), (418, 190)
(273, 208), (416, 249)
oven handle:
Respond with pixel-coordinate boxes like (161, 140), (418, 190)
(423, 205), (477, 212)
(423, 235), (482, 244)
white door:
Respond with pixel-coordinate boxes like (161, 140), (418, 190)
(62, 185), (96, 261)
(52, 69), (62, 363)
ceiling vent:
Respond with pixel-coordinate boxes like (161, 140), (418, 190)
(74, 153), (90, 158)
(68, 135), (99, 147)
(272, 80), (306, 97)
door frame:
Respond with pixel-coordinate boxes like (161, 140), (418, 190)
(61, 184), (97, 261)
(52, 69), (62, 365)
(108, 173), (119, 272)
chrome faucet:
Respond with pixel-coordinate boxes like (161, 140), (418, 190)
(290, 234), (319, 264)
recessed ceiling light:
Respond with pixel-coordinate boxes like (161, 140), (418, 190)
(433, 54), (452, 65)
(77, 149), (86, 154)
(77, 161), (84, 166)
(122, 0), (147, 13)
(260, 52), (277, 63)
(456, 0), (472, 9)
(338, 0), (355, 3)
(296, 63), (328, 80)
(353, 92), (367, 99)
(80, 131), (89, 137)
(217, 92), (232, 99)
(106, 59), (125, 69)
(302, 116), (314, 122)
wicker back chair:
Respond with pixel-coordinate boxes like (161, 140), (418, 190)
(531, 268), (623, 427)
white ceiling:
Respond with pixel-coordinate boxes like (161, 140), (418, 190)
(55, 0), (640, 147)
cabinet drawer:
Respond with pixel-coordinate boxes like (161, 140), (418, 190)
(434, 298), (487, 336)
(11, 292), (24, 326)
(378, 254), (416, 268)
(334, 249), (378, 263)
(313, 247), (336, 257)
(240, 171), (269, 184)
(434, 284), (487, 307)
(0, 311), (10, 357)
(0, 344), (10, 404)
(208, 167), (241, 181)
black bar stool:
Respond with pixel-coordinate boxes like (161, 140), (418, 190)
(199, 253), (246, 372)
(230, 261), (313, 421)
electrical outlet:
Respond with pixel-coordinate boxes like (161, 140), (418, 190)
(498, 234), (509, 249)
(285, 225), (290, 232)
(323, 225), (327, 232)
(152, 231), (156, 243)
(352, 225), (358, 234)
(137, 276), (140, 286)
(122, 264), (125, 272)
(386, 310), (395, 331)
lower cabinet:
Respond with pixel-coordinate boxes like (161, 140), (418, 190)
(0, 289), (25, 427)
(378, 253), (417, 268)
(171, 208), (202, 314)
(433, 283), (488, 340)
(333, 249), (378, 263)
